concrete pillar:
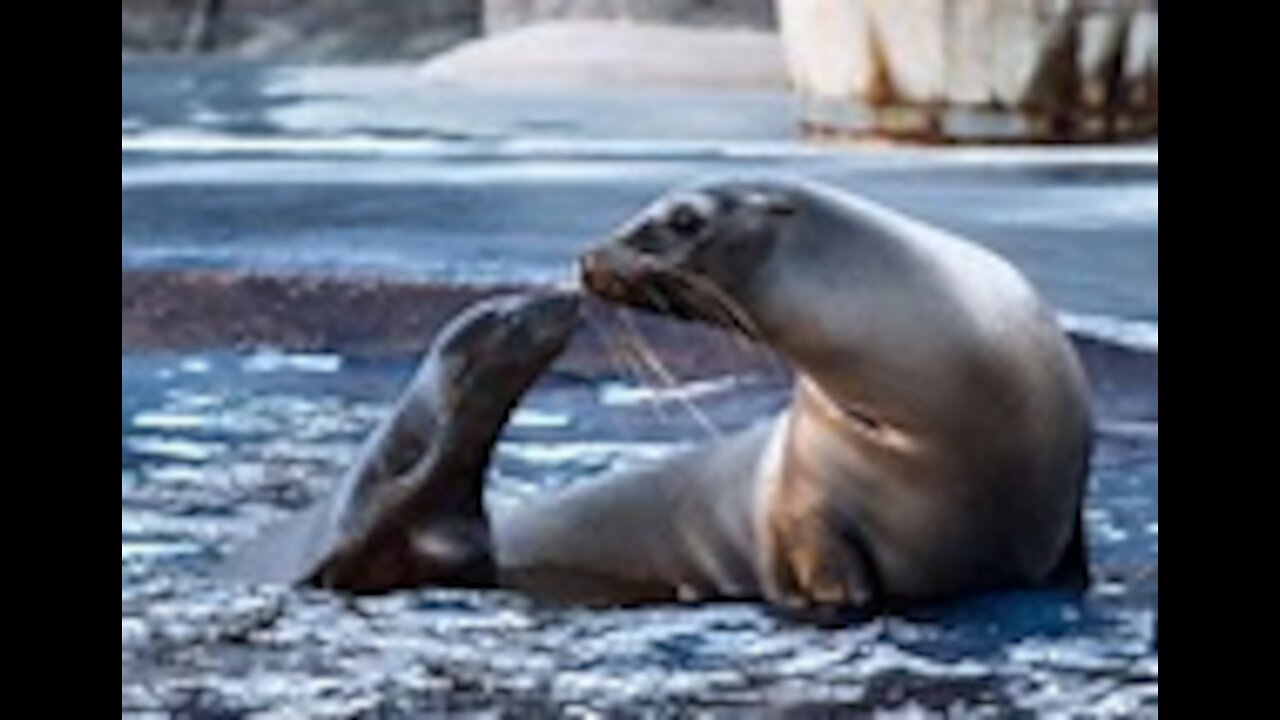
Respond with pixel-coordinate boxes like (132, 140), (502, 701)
(1124, 11), (1158, 109)
(777, 0), (1158, 142)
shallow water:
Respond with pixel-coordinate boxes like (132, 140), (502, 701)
(121, 350), (1157, 718)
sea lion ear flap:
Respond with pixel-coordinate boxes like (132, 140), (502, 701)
(744, 191), (798, 218)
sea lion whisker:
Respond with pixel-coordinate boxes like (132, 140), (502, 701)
(616, 307), (724, 440)
(585, 308), (675, 424)
(585, 309), (649, 387)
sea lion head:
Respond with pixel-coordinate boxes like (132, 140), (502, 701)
(578, 178), (1069, 432)
(427, 292), (581, 417)
(580, 179), (800, 339)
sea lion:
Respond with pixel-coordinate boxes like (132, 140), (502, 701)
(232, 178), (1093, 617)
(496, 177), (1093, 613)
(224, 292), (581, 594)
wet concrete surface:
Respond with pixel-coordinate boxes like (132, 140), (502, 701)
(122, 61), (1157, 717)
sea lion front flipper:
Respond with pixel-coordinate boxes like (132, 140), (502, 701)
(763, 508), (884, 626)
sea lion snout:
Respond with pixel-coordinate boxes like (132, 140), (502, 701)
(580, 245), (650, 303)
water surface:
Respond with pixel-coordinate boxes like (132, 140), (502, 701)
(121, 351), (1157, 718)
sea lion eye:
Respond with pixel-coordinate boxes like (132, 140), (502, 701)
(668, 204), (708, 238)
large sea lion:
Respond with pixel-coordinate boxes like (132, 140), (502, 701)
(232, 178), (1094, 617)
(499, 178), (1092, 613)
